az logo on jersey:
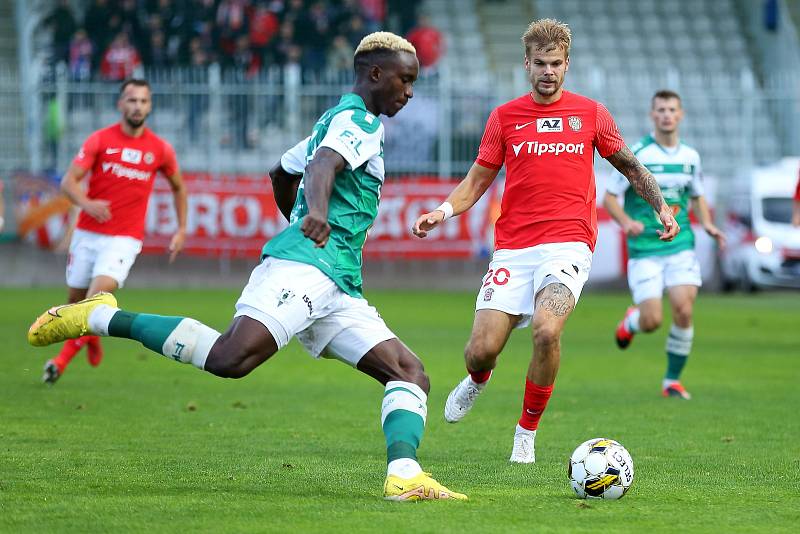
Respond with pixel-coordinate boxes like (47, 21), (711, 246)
(537, 118), (562, 132)
(121, 148), (142, 164)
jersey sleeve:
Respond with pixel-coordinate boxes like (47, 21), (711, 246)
(594, 103), (626, 158)
(73, 131), (102, 170)
(318, 109), (382, 170)
(475, 108), (504, 169)
(689, 153), (705, 197)
(159, 140), (179, 177)
(280, 136), (311, 175)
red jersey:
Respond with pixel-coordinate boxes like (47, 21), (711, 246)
(73, 123), (179, 239)
(477, 90), (625, 251)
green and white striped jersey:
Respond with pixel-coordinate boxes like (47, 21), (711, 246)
(263, 93), (385, 297)
(607, 134), (704, 259)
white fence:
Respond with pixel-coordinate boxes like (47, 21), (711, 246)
(1, 64), (799, 184)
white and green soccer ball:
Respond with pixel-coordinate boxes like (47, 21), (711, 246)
(568, 438), (634, 500)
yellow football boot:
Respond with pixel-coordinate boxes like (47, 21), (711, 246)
(383, 472), (468, 501)
(28, 292), (117, 347)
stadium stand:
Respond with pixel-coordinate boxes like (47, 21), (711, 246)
(470, 0), (782, 182)
(0, 1), (25, 172)
(3, 0), (797, 182)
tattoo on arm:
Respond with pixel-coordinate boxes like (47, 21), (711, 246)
(536, 283), (575, 317)
(606, 147), (665, 211)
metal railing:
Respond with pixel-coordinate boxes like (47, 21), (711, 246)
(1, 63), (798, 183)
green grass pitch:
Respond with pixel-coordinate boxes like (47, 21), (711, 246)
(1, 288), (798, 532)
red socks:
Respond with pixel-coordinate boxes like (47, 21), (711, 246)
(86, 336), (103, 366)
(518, 379), (553, 431)
(52, 336), (101, 369)
(468, 369), (492, 384)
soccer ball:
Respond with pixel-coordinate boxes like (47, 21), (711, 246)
(568, 438), (634, 500)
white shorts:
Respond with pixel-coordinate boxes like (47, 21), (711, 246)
(234, 257), (396, 367)
(66, 228), (143, 289)
(627, 249), (702, 304)
(475, 242), (593, 328)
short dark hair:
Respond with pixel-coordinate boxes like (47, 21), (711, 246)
(651, 89), (681, 107)
(119, 78), (150, 95)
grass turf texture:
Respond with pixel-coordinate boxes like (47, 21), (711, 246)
(1, 288), (798, 532)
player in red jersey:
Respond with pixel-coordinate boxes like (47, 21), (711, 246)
(413, 19), (679, 462)
(792, 169), (800, 227)
(42, 79), (187, 385)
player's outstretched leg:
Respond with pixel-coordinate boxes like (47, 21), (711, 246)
(357, 339), (467, 501)
(28, 292), (223, 370)
(615, 306), (640, 349)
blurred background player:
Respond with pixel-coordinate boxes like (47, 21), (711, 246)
(28, 32), (466, 502)
(42, 78), (187, 385)
(604, 89), (726, 400)
(0, 180), (4, 233)
(413, 19), (678, 463)
(793, 168), (800, 227)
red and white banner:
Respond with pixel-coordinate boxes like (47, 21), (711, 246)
(11, 171), (717, 283)
(143, 174), (501, 259)
(141, 173), (715, 282)
(144, 173), (287, 258)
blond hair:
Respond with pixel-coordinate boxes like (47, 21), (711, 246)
(522, 18), (571, 58)
(355, 31), (416, 56)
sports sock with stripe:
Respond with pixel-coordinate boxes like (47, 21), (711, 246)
(664, 324), (693, 384)
(382, 381), (426, 478)
(88, 306), (220, 370)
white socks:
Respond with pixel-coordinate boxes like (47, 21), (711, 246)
(87, 304), (119, 336)
(161, 318), (221, 369)
(387, 458), (423, 478)
(625, 308), (642, 333)
(666, 324), (694, 355)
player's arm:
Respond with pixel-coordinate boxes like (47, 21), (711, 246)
(60, 163), (111, 223)
(793, 199), (800, 228)
(793, 177), (800, 227)
(269, 161), (302, 221)
(164, 171), (188, 262)
(602, 192), (643, 236)
(270, 136), (309, 221)
(412, 163), (499, 238)
(691, 195), (726, 249)
(301, 148), (346, 247)
(605, 147), (679, 241)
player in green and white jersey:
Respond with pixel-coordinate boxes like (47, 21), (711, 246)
(603, 90), (726, 400)
(27, 32), (466, 501)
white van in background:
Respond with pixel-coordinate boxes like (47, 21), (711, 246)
(720, 158), (800, 291)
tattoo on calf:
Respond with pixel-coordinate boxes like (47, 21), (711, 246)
(537, 283), (575, 317)
(606, 147), (665, 211)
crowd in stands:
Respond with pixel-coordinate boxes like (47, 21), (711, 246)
(43, 0), (443, 81)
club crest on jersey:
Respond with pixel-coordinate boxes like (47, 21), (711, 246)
(536, 118), (562, 132)
(483, 288), (494, 301)
(144, 152), (155, 164)
(121, 148), (142, 164)
(568, 116), (582, 131)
